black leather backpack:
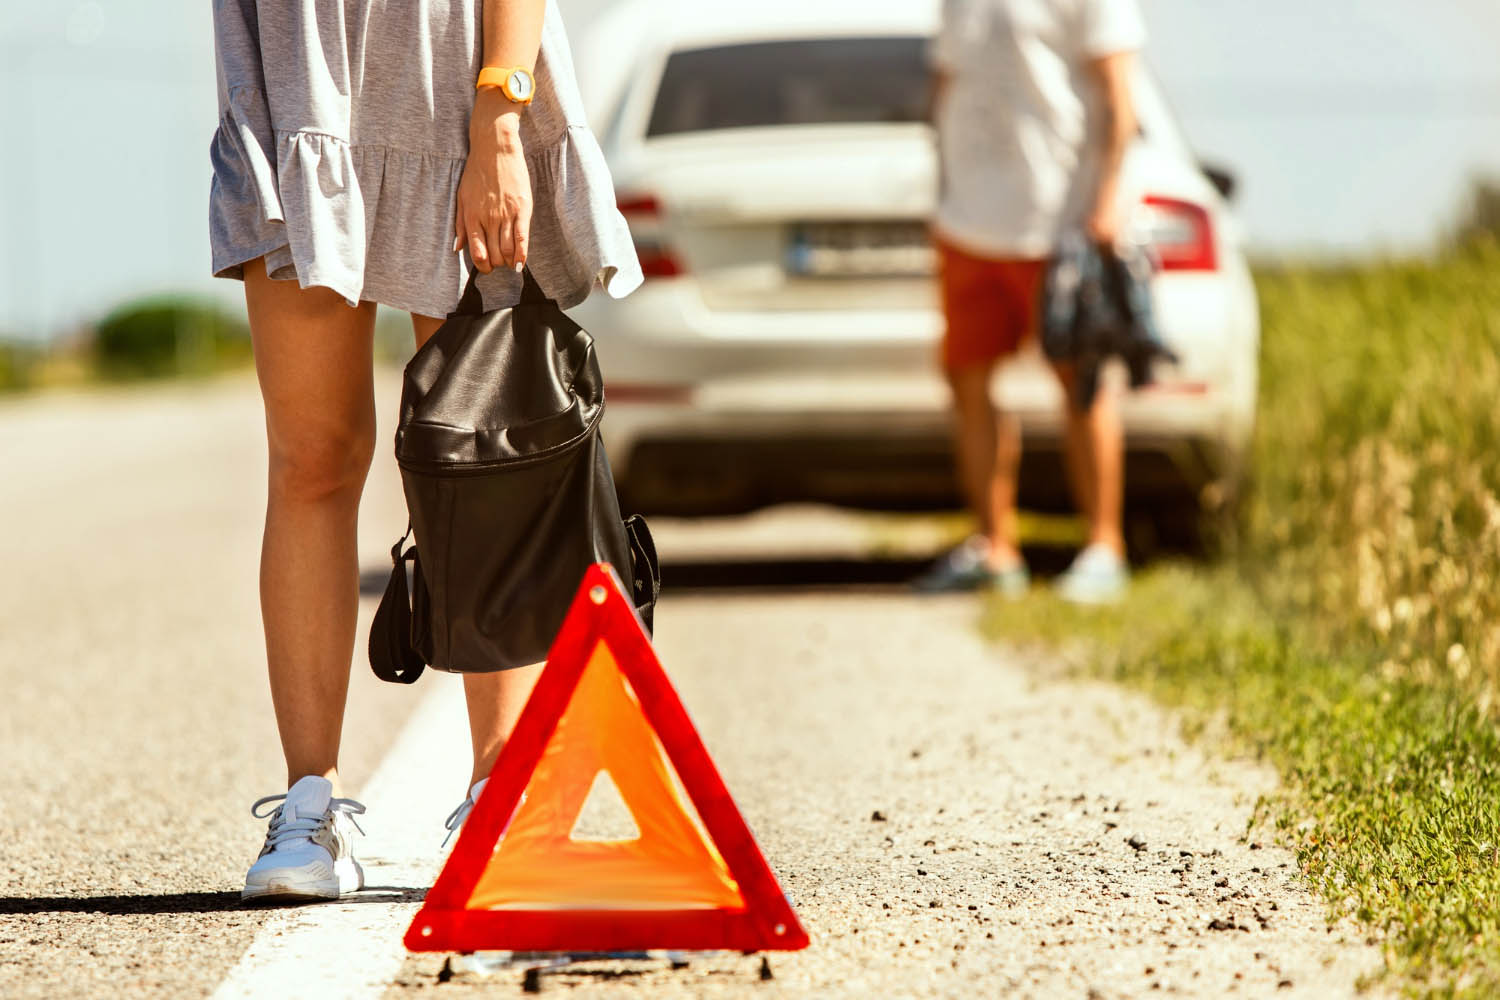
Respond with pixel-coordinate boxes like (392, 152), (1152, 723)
(368, 268), (659, 684)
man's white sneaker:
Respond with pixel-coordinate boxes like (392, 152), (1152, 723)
(1056, 543), (1129, 605)
(242, 775), (366, 902)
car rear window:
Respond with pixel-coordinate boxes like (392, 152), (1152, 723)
(645, 37), (929, 138)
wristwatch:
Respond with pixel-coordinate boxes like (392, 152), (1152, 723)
(476, 66), (536, 105)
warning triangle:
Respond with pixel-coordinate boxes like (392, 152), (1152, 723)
(405, 564), (810, 954)
(463, 640), (743, 912)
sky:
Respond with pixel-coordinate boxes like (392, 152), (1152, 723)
(1138, 0), (1500, 254)
(0, 0), (1497, 339)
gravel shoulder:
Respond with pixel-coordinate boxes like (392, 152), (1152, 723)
(0, 375), (414, 1000)
(391, 591), (1383, 998)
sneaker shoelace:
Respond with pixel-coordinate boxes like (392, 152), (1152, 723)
(441, 790), (524, 848)
(251, 793), (367, 853)
(441, 796), (475, 848)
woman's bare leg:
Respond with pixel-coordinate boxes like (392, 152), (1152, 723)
(461, 668), (545, 786)
(411, 312), (547, 790)
(247, 257), (378, 790)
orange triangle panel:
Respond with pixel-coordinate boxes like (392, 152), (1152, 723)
(405, 564), (810, 954)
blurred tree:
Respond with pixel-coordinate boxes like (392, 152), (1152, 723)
(93, 297), (252, 380)
(0, 340), (39, 392)
(1455, 177), (1500, 246)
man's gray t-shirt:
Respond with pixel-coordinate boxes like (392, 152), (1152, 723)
(931, 0), (1147, 259)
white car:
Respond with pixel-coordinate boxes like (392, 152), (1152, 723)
(572, 0), (1259, 550)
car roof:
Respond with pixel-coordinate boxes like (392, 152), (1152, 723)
(574, 0), (940, 132)
(578, 0), (1192, 172)
(601, 0), (938, 52)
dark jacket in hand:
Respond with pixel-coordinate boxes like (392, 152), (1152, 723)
(1040, 232), (1177, 410)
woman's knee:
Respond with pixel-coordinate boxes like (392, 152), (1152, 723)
(267, 420), (376, 504)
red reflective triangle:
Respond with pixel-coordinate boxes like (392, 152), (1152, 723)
(405, 564), (810, 953)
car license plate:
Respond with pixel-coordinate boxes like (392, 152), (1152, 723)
(785, 221), (935, 278)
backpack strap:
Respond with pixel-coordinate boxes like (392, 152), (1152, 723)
(451, 265), (549, 318)
(369, 528), (428, 684)
(624, 514), (661, 635)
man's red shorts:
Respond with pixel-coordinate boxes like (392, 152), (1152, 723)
(936, 237), (1047, 372)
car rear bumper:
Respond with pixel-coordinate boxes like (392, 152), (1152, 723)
(604, 381), (1247, 517)
(614, 426), (1230, 517)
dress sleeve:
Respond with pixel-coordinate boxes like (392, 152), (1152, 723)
(1081, 0), (1148, 58)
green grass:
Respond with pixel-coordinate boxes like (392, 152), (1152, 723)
(1246, 240), (1500, 691)
(986, 238), (1500, 996)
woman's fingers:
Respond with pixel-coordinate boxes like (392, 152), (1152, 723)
(452, 139), (533, 273)
(483, 208), (506, 275)
(495, 197), (532, 272)
(468, 227), (492, 273)
(498, 214), (516, 271)
(512, 199), (532, 271)
(456, 196), (490, 272)
(453, 187), (531, 273)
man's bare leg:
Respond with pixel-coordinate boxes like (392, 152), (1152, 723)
(947, 363), (1024, 567)
(1053, 363), (1126, 557)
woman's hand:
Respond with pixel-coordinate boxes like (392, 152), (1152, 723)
(454, 91), (532, 273)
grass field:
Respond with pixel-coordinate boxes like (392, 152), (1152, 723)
(987, 237), (1500, 996)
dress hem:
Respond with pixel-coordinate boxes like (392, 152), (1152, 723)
(209, 85), (640, 317)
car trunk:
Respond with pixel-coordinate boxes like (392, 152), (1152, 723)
(631, 126), (940, 313)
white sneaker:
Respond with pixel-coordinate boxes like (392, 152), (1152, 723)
(242, 775), (366, 902)
(1056, 543), (1129, 605)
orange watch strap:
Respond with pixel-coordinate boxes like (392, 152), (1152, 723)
(475, 67), (508, 91)
(475, 66), (534, 103)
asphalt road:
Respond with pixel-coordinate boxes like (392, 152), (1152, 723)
(0, 374), (1381, 998)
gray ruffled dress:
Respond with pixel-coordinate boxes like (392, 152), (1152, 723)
(209, 0), (642, 316)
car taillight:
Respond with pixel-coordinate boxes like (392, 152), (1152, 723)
(617, 193), (685, 278)
(1140, 195), (1217, 272)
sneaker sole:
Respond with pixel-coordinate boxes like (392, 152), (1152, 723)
(241, 857), (364, 903)
(992, 572), (1031, 600)
(241, 878), (340, 903)
(914, 574), (995, 594)
(1057, 584), (1126, 605)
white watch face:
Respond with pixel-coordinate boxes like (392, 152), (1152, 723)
(507, 70), (534, 100)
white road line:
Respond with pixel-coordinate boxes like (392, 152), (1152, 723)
(211, 678), (471, 1000)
